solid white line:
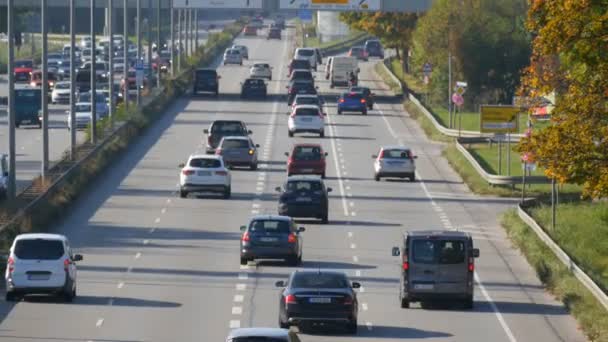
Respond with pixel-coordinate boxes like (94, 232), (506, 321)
(325, 110), (350, 217)
(232, 306), (243, 315)
(229, 320), (241, 328)
(476, 273), (518, 342)
(96, 319), (104, 327)
(234, 294), (244, 303)
(362, 303), (368, 311)
(134, 252), (141, 259)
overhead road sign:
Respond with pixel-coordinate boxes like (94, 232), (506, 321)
(173, 0), (263, 8)
(299, 9), (313, 22)
(280, 0), (381, 11)
(480, 105), (521, 134)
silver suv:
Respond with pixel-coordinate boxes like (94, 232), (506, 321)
(391, 230), (479, 309)
(5, 233), (83, 302)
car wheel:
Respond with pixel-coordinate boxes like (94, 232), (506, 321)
(279, 317), (289, 329)
(321, 172), (326, 179)
(464, 295), (474, 309)
(362, 109), (367, 115)
(374, 174), (381, 182)
(269, 76), (272, 81)
(321, 213), (329, 224)
(5, 291), (16, 302)
(409, 173), (416, 182)
(347, 319), (358, 334)
(250, 163), (258, 171)
(400, 297), (410, 308)
(319, 130), (324, 138)
(63, 287), (75, 303)
(179, 189), (187, 198)
(240, 256), (248, 265)
(337, 109), (342, 115)
(223, 186), (231, 199)
(288, 131), (294, 137)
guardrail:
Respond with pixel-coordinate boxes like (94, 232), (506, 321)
(517, 202), (608, 311)
(319, 33), (371, 56)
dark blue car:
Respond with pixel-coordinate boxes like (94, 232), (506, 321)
(337, 92), (368, 115)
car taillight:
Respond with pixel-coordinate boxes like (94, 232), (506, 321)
(360, 99), (366, 103)
(207, 136), (212, 145)
(343, 296), (353, 305)
(289, 88), (295, 94)
(215, 148), (222, 155)
(30, 82), (36, 87)
(242, 232), (250, 242)
(215, 170), (228, 176)
(339, 99), (345, 103)
(468, 257), (474, 272)
(285, 294), (297, 304)
(182, 170), (195, 175)
(288, 233), (297, 243)
(378, 150), (385, 159)
(7, 257), (14, 274)
(63, 258), (70, 272)
(402, 261), (409, 270)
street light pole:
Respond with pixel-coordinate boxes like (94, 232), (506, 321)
(177, 9), (182, 72)
(194, 9), (199, 50)
(136, 0), (142, 108)
(170, 0), (174, 76)
(156, 0), (161, 87)
(123, 0), (129, 111)
(91, 0), (98, 144)
(69, 0), (76, 159)
(7, 0), (16, 199)
(147, 0), (152, 88)
(41, 0), (49, 177)
(109, 0), (115, 129)
(184, 9), (189, 59)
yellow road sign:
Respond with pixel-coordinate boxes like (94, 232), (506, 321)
(480, 105), (521, 134)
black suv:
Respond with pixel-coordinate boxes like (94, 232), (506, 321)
(240, 78), (267, 99)
(276, 176), (331, 223)
(204, 120), (251, 153)
(287, 80), (318, 106)
(364, 39), (384, 59)
(193, 68), (220, 96)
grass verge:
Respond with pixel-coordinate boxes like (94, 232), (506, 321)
(502, 210), (608, 341)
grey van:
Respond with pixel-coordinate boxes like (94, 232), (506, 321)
(391, 230), (479, 309)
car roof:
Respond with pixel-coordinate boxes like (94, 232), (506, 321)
(227, 327), (290, 339)
(293, 269), (346, 277)
(406, 230), (471, 238)
(221, 136), (249, 141)
(250, 215), (292, 222)
(294, 105), (321, 110)
(14, 233), (67, 242)
(212, 120), (244, 125)
(381, 145), (412, 150)
(293, 143), (322, 148)
(295, 94), (319, 98)
(286, 175), (323, 181)
(189, 154), (222, 160)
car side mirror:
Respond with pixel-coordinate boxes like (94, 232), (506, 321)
(371, 155), (377, 159)
(240, 225), (246, 231)
(275, 186), (282, 192)
(391, 247), (400, 256)
(315, 86), (319, 89)
(275, 280), (286, 287)
(72, 254), (83, 262)
(472, 248), (480, 258)
(217, 76), (221, 79)
(203, 129), (209, 134)
(351, 282), (361, 289)
(297, 227), (306, 233)
(255, 144), (260, 148)
(413, 156), (418, 159)
(3, 172), (8, 177)
(284, 152), (289, 156)
(247, 130), (252, 134)
(178, 163), (185, 168)
(327, 187), (333, 192)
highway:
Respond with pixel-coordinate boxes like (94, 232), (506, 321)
(0, 20), (227, 193)
(0, 25), (587, 342)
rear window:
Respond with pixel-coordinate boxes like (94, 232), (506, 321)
(294, 146), (322, 160)
(249, 220), (291, 234)
(211, 122), (245, 134)
(14, 239), (65, 260)
(254, 64), (269, 69)
(221, 139), (250, 149)
(345, 93), (363, 99)
(75, 104), (92, 112)
(297, 49), (314, 57)
(189, 158), (221, 168)
(412, 239), (466, 264)
(382, 149), (412, 159)
(291, 273), (348, 288)
(196, 70), (217, 78)
(55, 83), (70, 90)
(351, 48), (363, 53)
(295, 108), (319, 116)
(286, 181), (322, 192)
(245, 79), (264, 86)
(293, 71), (312, 79)
(292, 60), (310, 68)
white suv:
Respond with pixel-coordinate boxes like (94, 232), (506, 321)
(250, 63), (272, 80)
(179, 155), (232, 199)
(288, 105), (325, 138)
(5, 233), (83, 302)
(372, 146), (418, 182)
(294, 48), (318, 71)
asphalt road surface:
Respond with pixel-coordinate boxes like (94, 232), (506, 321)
(0, 25), (587, 342)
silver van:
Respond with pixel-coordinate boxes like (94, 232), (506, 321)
(391, 230), (479, 309)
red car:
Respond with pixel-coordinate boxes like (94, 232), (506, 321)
(243, 25), (257, 36)
(14, 59), (34, 82)
(285, 143), (328, 178)
(29, 70), (58, 90)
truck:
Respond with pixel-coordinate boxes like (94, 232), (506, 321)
(14, 87), (42, 128)
(329, 56), (359, 88)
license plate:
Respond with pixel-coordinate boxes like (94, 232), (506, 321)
(28, 274), (50, 281)
(300, 118), (312, 122)
(260, 237), (278, 242)
(296, 197), (312, 202)
(309, 297), (331, 304)
(300, 169), (313, 173)
(414, 284), (434, 290)
(197, 171), (211, 176)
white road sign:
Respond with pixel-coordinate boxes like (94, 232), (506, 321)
(280, 0), (381, 11)
(173, 0), (262, 8)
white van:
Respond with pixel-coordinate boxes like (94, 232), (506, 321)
(294, 48), (318, 71)
(330, 56), (358, 88)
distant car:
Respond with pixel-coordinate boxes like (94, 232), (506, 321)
(239, 215), (305, 266)
(223, 48), (243, 65)
(5, 233), (83, 302)
(240, 78), (267, 99)
(275, 270), (360, 332)
(57, 60), (74, 80)
(204, 120), (251, 153)
(51, 81), (73, 104)
(14, 59), (34, 82)
(348, 46), (368, 61)
(29, 70), (58, 91)
(276, 176), (331, 223)
(215, 136), (259, 170)
(243, 25), (258, 36)
(232, 45), (249, 59)
(288, 58), (311, 75)
(337, 91), (368, 115)
(226, 328), (300, 342)
(179, 154), (231, 199)
(290, 94), (324, 113)
(364, 39), (384, 58)
(391, 230), (480, 309)
(193, 68), (220, 96)
(288, 105), (325, 138)
(249, 63), (272, 80)
(287, 81), (318, 106)
(349, 86), (375, 109)
(286, 143), (327, 178)
(267, 27), (282, 40)
(14, 87), (42, 128)
(294, 48), (317, 71)
(67, 102), (95, 130)
(372, 146), (418, 182)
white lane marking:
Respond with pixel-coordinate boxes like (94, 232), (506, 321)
(362, 303), (368, 311)
(232, 306), (243, 315)
(238, 273), (248, 280)
(161, 208), (167, 214)
(234, 294), (244, 303)
(256, 181), (264, 186)
(229, 320), (241, 328)
(347, 192), (353, 197)
(127, 266), (132, 273)
(96, 319), (104, 327)
(166, 199), (171, 204)
(236, 284), (247, 291)
(256, 186), (264, 191)
(350, 243), (356, 249)
(154, 217), (160, 224)
(349, 202), (354, 207)
(240, 265), (249, 270)
(345, 185), (351, 190)
(377, 104), (518, 342)
(359, 286), (365, 293)
(117, 282), (124, 289)
(251, 210), (259, 214)
(355, 270), (361, 277)
(134, 252), (141, 259)
(325, 109), (350, 217)
(351, 211), (357, 217)
(143, 239), (149, 245)
(348, 232), (353, 238)
(353, 256), (359, 262)
(476, 273), (517, 341)
(366, 322), (373, 331)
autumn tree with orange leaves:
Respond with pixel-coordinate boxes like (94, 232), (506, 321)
(517, 0), (608, 198)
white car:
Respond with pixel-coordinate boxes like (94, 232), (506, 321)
(372, 146), (418, 182)
(67, 102), (103, 130)
(223, 48), (243, 65)
(179, 154), (232, 199)
(80, 36), (92, 48)
(294, 48), (318, 71)
(249, 63), (272, 80)
(5, 233), (83, 302)
(232, 45), (249, 59)
(291, 94), (324, 113)
(51, 81), (73, 104)
(288, 105), (325, 138)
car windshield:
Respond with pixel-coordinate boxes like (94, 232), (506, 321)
(382, 149), (412, 159)
(75, 104), (92, 112)
(291, 273), (348, 288)
(298, 50), (314, 57)
(366, 41), (381, 48)
(286, 181), (321, 192)
(212, 122), (245, 134)
(246, 79), (264, 86)
(293, 71), (312, 79)
(295, 108), (319, 116)
(55, 83), (70, 90)
(196, 70), (216, 78)
(14, 239), (64, 260)
(189, 158), (221, 168)
(227, 50), (240, 55)
(221, 139), (250, 149)
(345, 93), (363, 100)
(254, 64), (269, 69)
(15, 60), (33, 68)
(293, 147), (322, 160)
(412, 239), (466, 264)
(249, 220), (290, 234)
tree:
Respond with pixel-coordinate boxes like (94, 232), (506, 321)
(518, 0), (608, 199)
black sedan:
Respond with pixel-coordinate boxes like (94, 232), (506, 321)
(287, 80), (318, 106)
(241, 78), (267, 99)
(239, 215), (305, 266)
(349, 86), (375, 109)
(276, 270), (360, 333)
(276, 176), (330, 223)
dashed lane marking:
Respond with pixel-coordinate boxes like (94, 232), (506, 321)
(161, 208), (167, 214)
(117, 282), (124, 289)
(229, 320), (241, 328)
(348, 232), (353, 238)
(143, 239), (149, 245)
(355, 270), (361, 277)
(96, 319), (104, 328)
(232, 306), (243, 315)
(234, 294), (244, 303)
(236, 284), (247, 291)
(154, 217), (160, 224)
(362, 303), (368, 311)
(352, 256), (358, 262)
(134, 252), (141, 259)
(350, 243), (356, 249)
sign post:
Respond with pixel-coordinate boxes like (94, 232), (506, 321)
(452, 82), (466, 137)
(480, 105), (521, 176)
(423, 62), (431, 104)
